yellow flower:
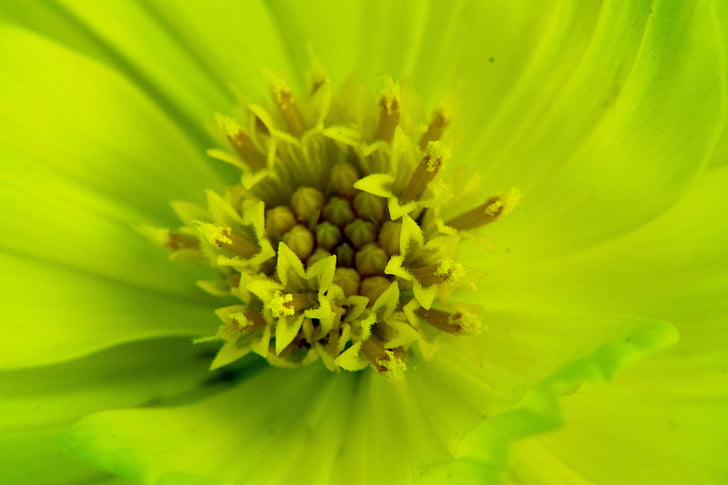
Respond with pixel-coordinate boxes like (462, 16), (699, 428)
(1, 1), (727, 484)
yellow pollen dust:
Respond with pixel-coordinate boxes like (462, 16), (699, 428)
(154, 69), (517, 383)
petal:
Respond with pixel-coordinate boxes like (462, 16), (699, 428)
(482, 166), (728, 484)
(479, 164), (728, 333)
(0, 251), (219, 368)
(0, 24), (223, 221)
(62, 361), (501, 485)
(418, 317), (677, 485)
(0, 338), (216, 485)
(0, 26), (231, 367)
(453, 0), (724, 256)
(504, 332), (728, 484)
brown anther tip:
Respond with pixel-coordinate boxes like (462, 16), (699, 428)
(416, 308), (462, 334)
(166, 232), (199, 251)
(419, 110), (450, 150)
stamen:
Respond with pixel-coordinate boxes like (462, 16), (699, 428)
(270, 78), (306, 136)
(415, 308), (465, 334)
(196, 222), (259, 257)
(419, 109), (450, 150)
(375, 78), (401, 143)
(409, 260), (461, 286)
(165, 232), (199, 251)
(401, 141), (450, 203)
(239, 310), (267, 331)
(446, 188), (520, 230)
(416, 307), (459, 333)
(218, 115), (267, 170)
(361, 337), (406, 378)
(271, 291), (313, 317)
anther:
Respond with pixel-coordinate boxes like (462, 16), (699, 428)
(271, 291), (313, 317)
(333, 267), (361, 297)
(415, 308), (463, 334)
(270, 79), (306, 136)
(344, 219), (377, 249)
(401, 141), (450, 203)
(281, 224), (314, 260)
(265, 206), (297, 239)
(196, 222), (259, 257)
(329, 163), (360, 199)
(218, 115), (266, 170)
(419, 307), (481, 335)
(377, 221), (402, 255)
(445, 189), (520, 230)
(315, 222), (342, 250)
(419, 109), (450, 150)
(165, 232), (199, 251)
(291, 187), (325, 222)
(353, 191), (386, 222)
(355, 243), (388, 276)
(375, 79), (401, 143)
(238, 311), (267, 332)
(409, 260), (461, 286)
(323, 196), (356, 226)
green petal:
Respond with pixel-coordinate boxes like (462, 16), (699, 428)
(1, 0), (242, 146)
(61, 359), (503, 485)
(479, 165), (728, 333)
(453, 0), (724, 256)
(504, 328), (728, 484)
(119, 0), (297, 97)
(0, 251), (218, 368)
(482, 166), (728, 484)
(419, 318), (677, 484)
(0, 25), (223, 220)
(0, 338), (214, 485)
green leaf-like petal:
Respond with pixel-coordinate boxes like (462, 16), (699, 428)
(0, 338), (213, 485)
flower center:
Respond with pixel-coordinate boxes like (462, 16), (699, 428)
(151, 70), (518, 383)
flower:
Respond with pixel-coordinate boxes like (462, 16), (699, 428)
(1, 1), (727, 485)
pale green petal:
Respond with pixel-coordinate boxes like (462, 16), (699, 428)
(480, 165), (728, 331)
(62, 360), (502, 485)
(0, 24), (223, 219)
(1, 0), (253, 146)
(505, 328), (728, 484)
(140, 0), (302, 96)
(483, 166), (728, 484)
(452, 0), (724, 256)
(0, 338), (215, 484)
(419, 318), (677, 484)
(0, 251), (219, 368)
